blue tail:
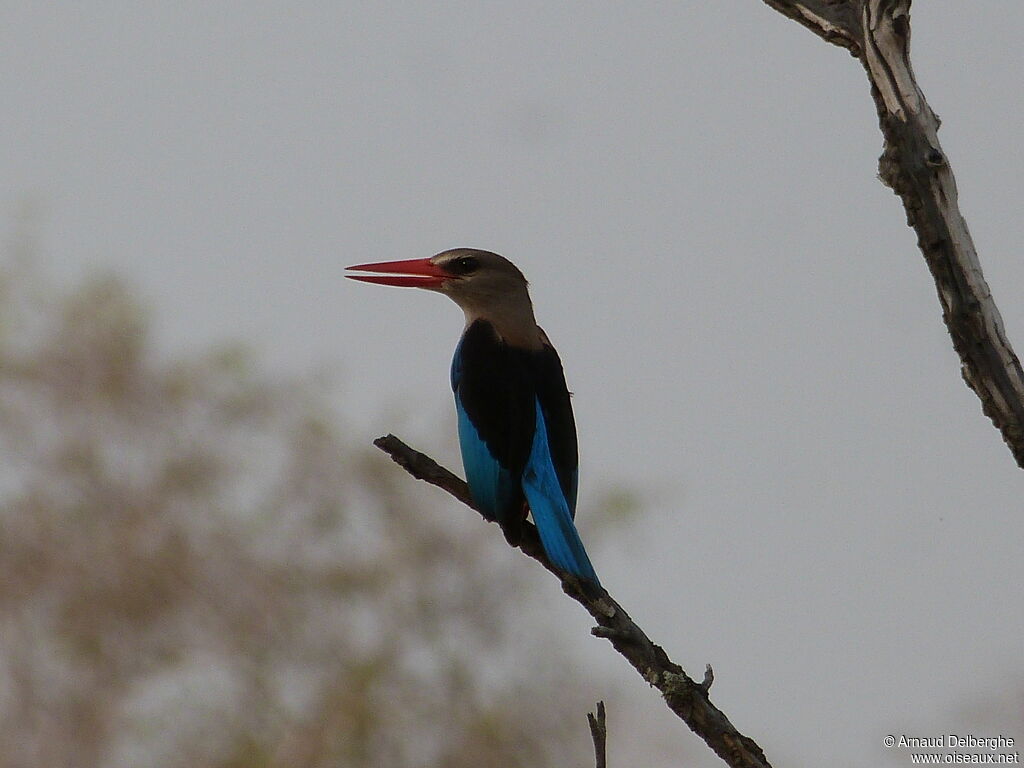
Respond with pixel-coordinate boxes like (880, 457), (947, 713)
(522, 401), (600, 585)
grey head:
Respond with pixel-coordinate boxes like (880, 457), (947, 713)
(429, 249), (541, 348)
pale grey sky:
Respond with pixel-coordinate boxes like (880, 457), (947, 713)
(3, 2), (1023, 765)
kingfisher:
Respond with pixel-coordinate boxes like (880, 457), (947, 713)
(347, 249), (599, 584)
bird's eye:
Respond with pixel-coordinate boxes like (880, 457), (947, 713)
(448, 256), (479, 275)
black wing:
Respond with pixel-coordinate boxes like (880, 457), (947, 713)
(451, 319), (535, 522)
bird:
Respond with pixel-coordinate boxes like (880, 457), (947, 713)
(346, 248), (599, 584)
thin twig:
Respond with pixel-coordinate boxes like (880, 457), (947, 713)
(587, 701), (607, 768)
(373, 434), (772, 768)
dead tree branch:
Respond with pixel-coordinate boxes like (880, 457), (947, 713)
(760, 0), (1024, 467)
(374, 434), (773, 768)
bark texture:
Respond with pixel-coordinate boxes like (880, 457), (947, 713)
(762, 0), (1024, 467)
(374, 434), (773, 768)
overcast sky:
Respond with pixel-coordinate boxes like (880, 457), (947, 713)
(3, 2), (1023, 765)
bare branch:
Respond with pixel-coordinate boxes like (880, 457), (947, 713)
(760, 0), (1024, 467)
(587, 701), (607, 768)
(374, 434), (773, 768)
(759, 0), (861, 53)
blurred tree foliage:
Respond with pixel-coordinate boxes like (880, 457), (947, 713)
(0, 242), (593, 766)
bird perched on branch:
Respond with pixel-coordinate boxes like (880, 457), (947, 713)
(347, 249), (599, 584)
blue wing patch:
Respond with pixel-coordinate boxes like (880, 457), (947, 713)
(455, 393), (520, 523)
